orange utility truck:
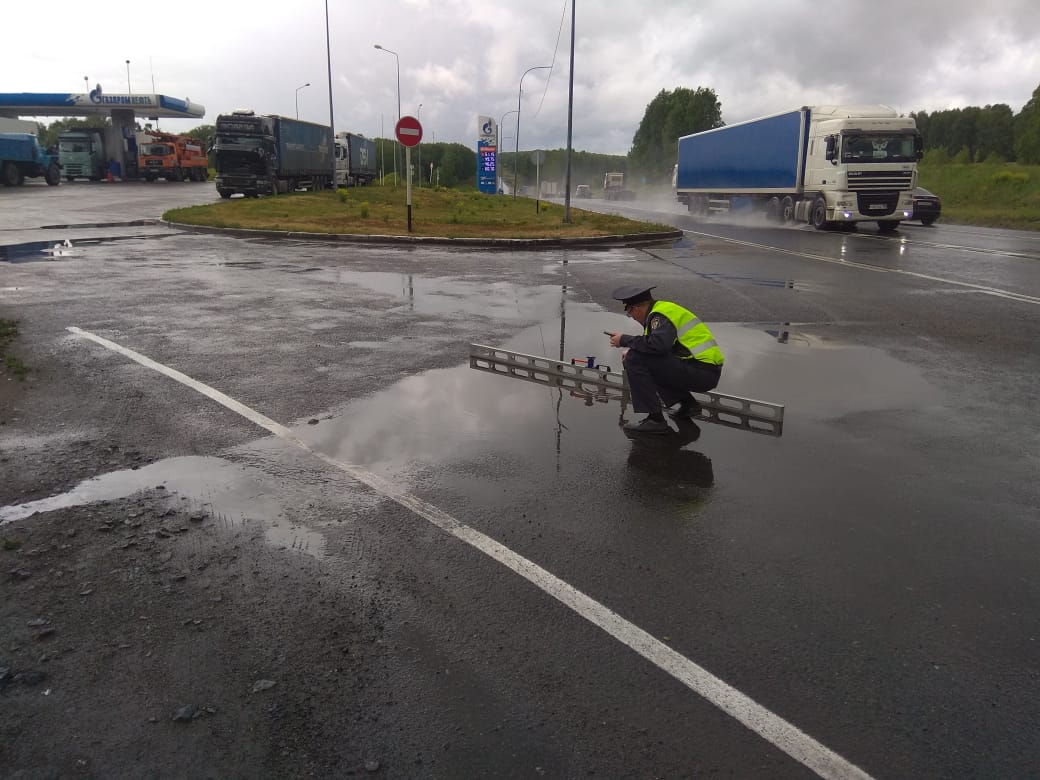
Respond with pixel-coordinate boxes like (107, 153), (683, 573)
(138, 132), (209, 181)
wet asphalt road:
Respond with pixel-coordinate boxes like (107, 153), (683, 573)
(3, 181), (1040, 778)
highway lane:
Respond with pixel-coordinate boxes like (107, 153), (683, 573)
(3, 185), (1040, 777)
(580, 195), (1040, 300)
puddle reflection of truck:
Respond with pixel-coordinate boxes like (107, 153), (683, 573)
(58, 129), (108, 181)
(214, 110), (333, 197)
(139, 132), (209, 181)
(0, 133), (61, 186)
(674, 104), (922, 231)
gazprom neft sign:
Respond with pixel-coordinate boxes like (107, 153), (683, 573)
(87, 84), (157, 108)
(477, 115), (497, 194)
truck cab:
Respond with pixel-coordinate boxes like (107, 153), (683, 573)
(801, 107), (921, 231)
(139, 132), (209, 182)
(58, 129), (107, 181)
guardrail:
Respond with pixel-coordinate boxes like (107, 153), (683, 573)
(469, 344), (785, 436)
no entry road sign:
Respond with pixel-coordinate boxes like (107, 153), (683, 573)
(395, 116), (423, 147)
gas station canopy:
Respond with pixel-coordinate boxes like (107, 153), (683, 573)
(0, 89), (205, 120)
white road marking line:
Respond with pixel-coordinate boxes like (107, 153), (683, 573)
(681, 228), (1040, 306)
(63, 325), (873, 780)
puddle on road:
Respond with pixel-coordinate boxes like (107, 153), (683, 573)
(1, 240), (80, 262)
(298, 310), (942, 474)
(311, 269), (583, 320)
(0, 234), (172, 263)
(1, 299), (944, 546)
(0, 455), (327, 559)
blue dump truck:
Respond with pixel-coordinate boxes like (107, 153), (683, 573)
(213, 110), (333, 197)
(674, 105), (922, 232)
(0, 133), (61, 187)
(334, 132), (377, 187)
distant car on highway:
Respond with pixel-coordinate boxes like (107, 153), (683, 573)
(911, 187), (941, 226)
(575, 184), (591, 198)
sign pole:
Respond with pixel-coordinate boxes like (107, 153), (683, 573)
(395, 115), (423, 232)
(406, 145), (413, 232)
(535, 155), (541, 213)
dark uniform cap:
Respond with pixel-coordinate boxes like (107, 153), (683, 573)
(612, 285), (656, 306)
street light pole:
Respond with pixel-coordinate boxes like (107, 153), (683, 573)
(374, 44), (401, 187)
(417, 103), (422, 188)
(125, 60), (131, 94)
(295, 82), (310, 119)
(325, 0), (336, 189)
(499, 110), (518, 194)
(563, 0), (576, 223)
(514, 65), (551, 199)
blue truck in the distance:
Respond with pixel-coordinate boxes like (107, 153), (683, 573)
(334, 132), (377, 187)
(1, 133), (61, 187)
(214, 110), (334, 197)
(674, 105), (922, 232)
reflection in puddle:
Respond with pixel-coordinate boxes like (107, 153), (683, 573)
(0, 456), (326, 559)
(297, 306), (942, 493)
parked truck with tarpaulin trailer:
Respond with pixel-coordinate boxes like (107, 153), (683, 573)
(0, 133), (61, 186)
(139, 131), (209, 181)
(334, 132), (377, 187)
(213, 110), (333, 197)
(58, 129), (108, 181)
(674, 105), (922, 232)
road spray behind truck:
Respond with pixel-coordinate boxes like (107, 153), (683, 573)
(674, 105), (921, 231)
(0, 133), (61, 186)
(214, 110), (333, 197)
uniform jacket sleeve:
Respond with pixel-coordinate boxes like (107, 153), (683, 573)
(619, 312), (676, 354)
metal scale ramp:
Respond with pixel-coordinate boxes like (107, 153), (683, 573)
(469, 344), (785, 436)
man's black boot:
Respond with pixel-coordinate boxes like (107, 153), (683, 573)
(623, 413), (671, 434)
(668, 396), (703, 420)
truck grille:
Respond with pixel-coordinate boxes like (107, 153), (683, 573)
(846, 170), (913, 192)
(847, 171), (912, 217)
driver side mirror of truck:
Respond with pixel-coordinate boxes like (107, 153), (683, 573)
(914, 134), (924, 161)
(824, 135), (836, 163)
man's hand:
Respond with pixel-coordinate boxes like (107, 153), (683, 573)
(605, 331), (622, 348)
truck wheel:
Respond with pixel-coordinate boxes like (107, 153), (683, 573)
(877, 220), (900, 233)
(780, 196), (795, 223)
(45, 164), (61, 186)
(765, 197), (781, 222)
(810, 196), (829, 230)
(218, 189), (232, 199)
(2, 161), (22, 186)
(66, 176), (75, 183)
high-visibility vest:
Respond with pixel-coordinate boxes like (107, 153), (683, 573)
(646, 300), (724, 366)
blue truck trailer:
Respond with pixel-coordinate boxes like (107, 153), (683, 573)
(334, 132), (377, 187)
(674, 105), (922, 232)
(0, 133), (61, 187)
(213, 110), (333, 197)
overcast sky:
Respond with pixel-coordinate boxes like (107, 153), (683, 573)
(4, 0), (1039, 155)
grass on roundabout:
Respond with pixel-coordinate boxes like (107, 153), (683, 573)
(163, 185), (674, 240)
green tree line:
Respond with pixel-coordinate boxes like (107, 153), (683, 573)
(624, 82), (1040, 181)
(913, 83), (1040, 163)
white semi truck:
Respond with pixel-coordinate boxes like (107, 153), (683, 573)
(674, 105), (922, 232)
